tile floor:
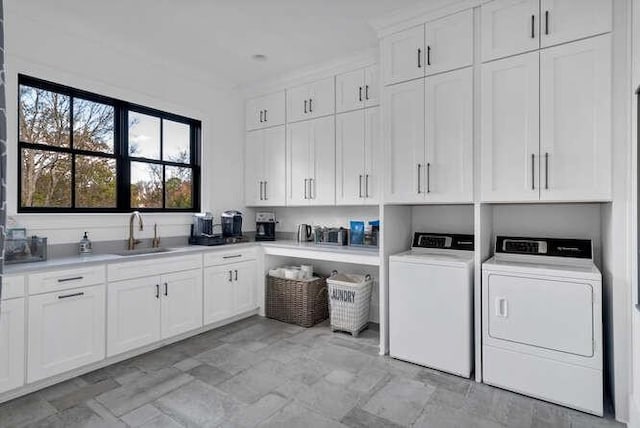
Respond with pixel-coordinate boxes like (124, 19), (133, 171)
(0, 316), (625, 427)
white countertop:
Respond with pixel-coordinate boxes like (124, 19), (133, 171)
(3, 240), (380, 275)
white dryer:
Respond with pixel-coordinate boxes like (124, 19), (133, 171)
(482, 236), (602, 416)
(389, 232), (474, 378)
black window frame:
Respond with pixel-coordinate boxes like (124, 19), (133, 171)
(17, 74), (201, 213)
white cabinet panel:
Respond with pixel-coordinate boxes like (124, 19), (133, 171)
(364, 107), (380, 203)
(245, 130), (263, 206)
(481, 0), (540, 62)
(384, 78), (425, 203)
(0, 298), (25, 394)
(540, 0), (611, 48)
(107, 277), (161, 357)
(425, 9), (473, 75)
(310, 115), (336, 205)
(245, 126), (286, 206)
(382, 25), (425, 85)
(336, 110), (366, 205)
(245, 97), (261, 131)
(287, 84), (311, 123)
(245, 91), (285, 131)
(29, 265), (105, 295)
(540, 35), (611, 201)
(203, 265), (235, 325)
(160, 269), (203, 339)
(287, 120), (312, 205)
(233, 261), (257, 314)
(28, 285), (105, 382)
(336, 68), (364, 114)
(481, 52), (540, 202)
(364, 65), (380, 108)
(287, 78), (335, 123)
(425, 68), (473, 203)
(203, 248), (257, 267)
(1, 275), (25, 300)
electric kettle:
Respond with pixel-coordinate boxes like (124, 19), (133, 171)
(296, 224), (313, 242)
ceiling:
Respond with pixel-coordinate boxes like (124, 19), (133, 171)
(8, 0), (438, 87)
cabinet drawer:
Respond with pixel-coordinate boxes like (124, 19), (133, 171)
(204, 248), (257, 267)
(1, 275), (25, 300)
(108, 254), (202, 282)
(28, 266), (106, 296)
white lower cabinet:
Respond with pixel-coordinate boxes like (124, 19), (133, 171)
(107, 269), (203, 357)
(204, 260), (257, 325)
(0, 298), (25, 393)
(28, 284), (105, 382)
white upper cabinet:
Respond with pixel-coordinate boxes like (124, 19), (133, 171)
(287, 116), (335, 206)
(481, 51), (540, 202)
(245, 91), (285, 131)
(245, 126), (286, 206)
(540, 0), (612, 48)
(0, 298), (25, 394)
(160, 269), (203, 339)
(481, 0), (540, 62)
(287, 77), (335, 123)
(384, 78), (425, 203)
(382, 25), (425, 85)
(424, 68), (473, 202)
(336, 107), (380, 205)
(539, 35), (611, 201)
(424, 9), (474, 76)
(336, 65), (380, 113)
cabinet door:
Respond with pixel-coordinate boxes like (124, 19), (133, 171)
(287, 121), (311, 205)
(287, 84), (311, 123)
(336, 110), (365, 205)
(540, 0), (611, 48)
(481, 52), (540, 202)
(0, 298), (25, 394)
(364, 65), (380, 107)
(161, 269), (203, 339)
(336, 68), (365, 113)
(384, 78), (425, 203)
(107, 278), (161, 357)
(233, 261), (257, 315)
(481, 0), (540, 62)
(245, 130), (264, 206)
(310, 115), (336, 205)
(540, 35), (611, 201)
(425, 9), (473, 76)
(245, 97), (261, 131)
(203, 266), (235, 324)
(308, 77), (335, 119)
(425, 68), (473, 203)
(29, 285), (105, 382)
(382, 25), (425, 85)
(363, 106), (380, 203)
(262, 125), (286, 206)
(261, 91), (286, 128)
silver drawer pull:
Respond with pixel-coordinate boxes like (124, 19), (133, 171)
(58, 292), (84, 299)
(223, 254), (242, 259)
(57, 276), (84, 283)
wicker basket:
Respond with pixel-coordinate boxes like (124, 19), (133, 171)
(327, 271), (373, 337)
(265, 275), (329, 328)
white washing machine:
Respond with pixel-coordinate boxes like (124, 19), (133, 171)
(482, 236), (603, 416)
(389, 232), (474, 378)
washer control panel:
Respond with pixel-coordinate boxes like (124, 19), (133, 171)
(496, 236), (592, 259)
(412, 233), (474, 251)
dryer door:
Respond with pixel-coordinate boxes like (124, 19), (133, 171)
(487, 273), (594, 357)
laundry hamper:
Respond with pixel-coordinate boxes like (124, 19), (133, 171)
(265, 275), (328, 328)
(327, 271), (373, 337)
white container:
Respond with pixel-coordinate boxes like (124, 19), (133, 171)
(327, 271), (373, 337)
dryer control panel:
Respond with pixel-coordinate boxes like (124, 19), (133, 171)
(412, 233), (474, 251)
(496, 236), (592, 259)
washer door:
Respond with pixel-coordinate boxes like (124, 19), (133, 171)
(487, 273), (593, 357)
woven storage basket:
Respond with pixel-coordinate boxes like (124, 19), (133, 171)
(327, 271), (373, 337)
(265, 275), (328, 328)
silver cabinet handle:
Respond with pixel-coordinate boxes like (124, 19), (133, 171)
(545, 10), (549, 35)
(426, 163), (431, 193)
(223, 254), (242, 259)
(234, 270), (238, 281)
(545, 152), (549, 190)
(427, 46), (431, 66)
(365, 174), (370, 198)
(58, 292), (84, 300)
(417, 48), (422, 68)
(417, 164), (422, 194)
(264, 181), (268, 200)
(309, 99), (313, 113)
(155, 284), (160, 299)
(304, 99), (307, 114)
(365, 85), (369, 100)
(531, 154), (535, 190)
(228, 270), (233, 282)
(259, 181), (263, 200)
(359, 175), (363, 198)
(308, 178), (314, 200)
(164, 282), (168, 296)
(304, 178), (308, 199)
(531, 15), (535, 39)
(264, 109), (267, 122)
(359, 87), (363, 102)
(57, 276), (83, 283)
(259, 110), (263, 123)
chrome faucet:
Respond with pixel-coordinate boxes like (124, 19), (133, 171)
(128, 211), (144, 250)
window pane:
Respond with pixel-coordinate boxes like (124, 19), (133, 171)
(73, 98), (114, 153)
(130, 161), (162, 208)
(163, 119), (190, 163)
(75, 155), (116, 208)
(21, 149), (71, 207)
(19, 85), (70, 148)
(165, 166), (192, 209)
(128, 112), (160, 159)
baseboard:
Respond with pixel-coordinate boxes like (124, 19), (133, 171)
(630, 394), (640, 428)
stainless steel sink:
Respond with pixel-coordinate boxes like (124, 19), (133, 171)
(112, 247), (173, 257)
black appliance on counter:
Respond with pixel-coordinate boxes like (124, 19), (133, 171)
(255, 211), (276, 241)
(189, 212), (225, 246)
(222, 210), (243, 238)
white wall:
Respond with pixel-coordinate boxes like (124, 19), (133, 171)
(4, 1), (245, 245)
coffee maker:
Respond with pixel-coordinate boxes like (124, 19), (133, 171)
(221, 210), (243, 238)
(255, 212), (276, 241)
